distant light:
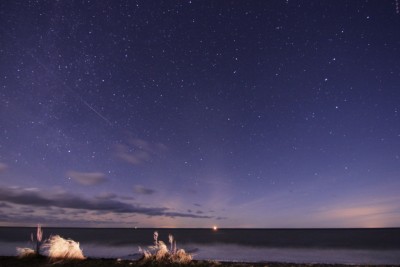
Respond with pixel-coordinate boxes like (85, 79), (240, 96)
(213, 226), (218, 231)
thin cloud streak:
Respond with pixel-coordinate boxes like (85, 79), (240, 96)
(67, 171), (107, 186)
(0, 162), (8, 172)
(115, 143), (151, 165)
(134, 185), (156, 195)
(95, 192), (117, 200)
(114, 138), (167, 165)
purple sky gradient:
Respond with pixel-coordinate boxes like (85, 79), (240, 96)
(0, 0), (399, 228)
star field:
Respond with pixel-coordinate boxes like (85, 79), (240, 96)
(0, 0), (399, 228)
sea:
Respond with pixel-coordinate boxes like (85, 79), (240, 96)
(1, 227), (400, 265)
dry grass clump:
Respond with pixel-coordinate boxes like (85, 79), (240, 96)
(170, 248), (193, 264)
(16, 225), (85, 262)
(16, 247), (35, 258)
(140, 231), (192, 264)
(16, 224), (43, 258)
(41, 235), (85, 261)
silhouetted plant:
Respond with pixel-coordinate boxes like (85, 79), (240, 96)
(35, 224), (43, 255)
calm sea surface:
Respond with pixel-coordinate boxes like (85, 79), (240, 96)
(1, 227), (399, 264)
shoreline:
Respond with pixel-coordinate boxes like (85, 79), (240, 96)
(1, 256), (399, 267)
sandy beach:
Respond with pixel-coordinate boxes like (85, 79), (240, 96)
(1, 256), (399, 267)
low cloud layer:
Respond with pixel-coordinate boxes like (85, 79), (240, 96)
(0, 186), (211, 220)
(67, 171), (106, 186)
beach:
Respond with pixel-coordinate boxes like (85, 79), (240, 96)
(1, 256), (400, 267)
(2, 228), (400, 265)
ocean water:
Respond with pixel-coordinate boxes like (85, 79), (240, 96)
(1, 227), (400, 264)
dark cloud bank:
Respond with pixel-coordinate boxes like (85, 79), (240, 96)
(0, 186), (211, 219)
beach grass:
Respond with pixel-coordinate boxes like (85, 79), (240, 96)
(0, 256), (399, 267)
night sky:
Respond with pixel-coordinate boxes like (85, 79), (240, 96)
(1, 1), (400, 228)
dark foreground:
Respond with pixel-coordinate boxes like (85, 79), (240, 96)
(0, 256), (399, 267)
